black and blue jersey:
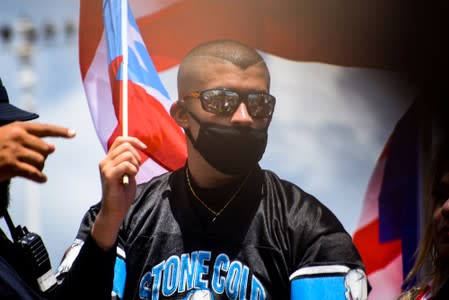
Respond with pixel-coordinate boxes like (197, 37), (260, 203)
(63, 166), (364, 299)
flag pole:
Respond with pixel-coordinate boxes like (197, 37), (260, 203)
(121, 0), (129, 184)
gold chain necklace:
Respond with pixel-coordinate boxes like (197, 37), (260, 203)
(185, 166), (252, 222)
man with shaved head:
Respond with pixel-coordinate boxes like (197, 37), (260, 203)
(62, 40), (367, 299)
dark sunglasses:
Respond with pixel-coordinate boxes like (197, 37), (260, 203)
(183, 88), (276, 119)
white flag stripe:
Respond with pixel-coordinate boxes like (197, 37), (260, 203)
(366, 254), (403, 300)
(136, 158), (168, 184)
(130, 0), (180, 19)
(84, 34), (117, 151)
(356, 158), (387, 229)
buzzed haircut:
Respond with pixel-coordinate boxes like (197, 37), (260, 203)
(184, 39), (265, 70)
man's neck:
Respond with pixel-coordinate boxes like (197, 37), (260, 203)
(186, 153), (239, 189)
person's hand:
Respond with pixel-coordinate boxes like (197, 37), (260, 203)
(91, 136), (146, 251)
(0, 121), (76, 182)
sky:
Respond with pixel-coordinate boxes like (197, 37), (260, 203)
(0, 0), (416, 271)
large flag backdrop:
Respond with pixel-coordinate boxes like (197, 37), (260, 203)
(353, 103), (421, 299)
(79, 0), (422, 298)
(80, 0), (420, 73)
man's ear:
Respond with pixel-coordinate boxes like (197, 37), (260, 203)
(170, 101), (189, 128)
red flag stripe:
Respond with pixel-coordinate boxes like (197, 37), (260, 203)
(353, 218), (402, 275)
(107, 79), (186, 171)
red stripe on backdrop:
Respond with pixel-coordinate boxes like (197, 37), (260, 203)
(79, 0), (103, 79)
(136, 0), (265, 69)
(80, 0), (414, 74)
(135, 0), (412, 71)
(353, 219), (402, 275)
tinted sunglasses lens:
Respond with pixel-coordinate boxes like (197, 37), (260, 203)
(201, 89), (239, 115)
(247, 94), (275, 118)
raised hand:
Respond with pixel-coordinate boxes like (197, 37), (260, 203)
(92, 136), (147, 250)
(0, 121), (76, 182)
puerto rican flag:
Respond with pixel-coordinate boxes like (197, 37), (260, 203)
(353, 103), (421, 299)
(80, 0), (187, 184)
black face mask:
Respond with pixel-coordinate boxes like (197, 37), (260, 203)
(185, 112), (268, 175)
